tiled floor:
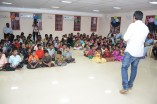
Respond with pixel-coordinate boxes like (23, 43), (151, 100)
(0, 50), (157, 104)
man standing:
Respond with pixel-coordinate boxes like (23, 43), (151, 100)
(3, 23), (13, 38)
(120, 11), (149, 94)
(3, 23), (14, 42)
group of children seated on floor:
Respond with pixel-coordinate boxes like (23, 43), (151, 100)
(73, 33), (125, 63)
(0, 32), (125, 71)
(0, 33), (76, 71)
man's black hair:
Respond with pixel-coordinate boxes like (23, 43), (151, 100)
(133, 11), (143, 20)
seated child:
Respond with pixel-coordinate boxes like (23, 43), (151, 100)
(9, 48), (23, 70)
(103, 46), (115, 62)
(92, 48), (106, 63)
(27, 50), (40, 69)
(55, 50), (67, 66)
(42, 50), (54, 67)
(58, 42), (63, 51)
(87, 45), (95, 59)
(43, 34), (49, 47)
(20, 44), (27, 60)
(84, 44), (90, 57)
(34, 41), (43, 51)
(36, 44), (44, 60)
(4, 37), (11, 55)
(120, 46), (125, 56)
(47, 44), (56, 61)
(23, 48), (31, 64)
(73, 39), (83, 50)
(61, 44), (67, 54)
(0, 49), (7, 70)
(112, 46), (123, 61)
(13, 39), (20, 49)
(93, 42), (98, 50)
(63, 46), (75, 63)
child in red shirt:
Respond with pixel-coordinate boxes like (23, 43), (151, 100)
(13, 39), (20, 49)
(36, 44), (44, 59)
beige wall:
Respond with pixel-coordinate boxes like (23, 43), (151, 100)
(0, 12), (99, 39)
(98, 10), (157, 36)
(1, 10), (157, 40)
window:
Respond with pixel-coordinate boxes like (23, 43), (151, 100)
(91, 17), (97, 32)
(74, 16), (81, 31)
(55, 15), (63, 31)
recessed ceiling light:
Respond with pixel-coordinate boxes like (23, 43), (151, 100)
(93, 10), (100, 12)
(61, 1), (72, 3)
(52, 6), (60, 9)
(2, 2), (12, 4)
(149, 1), (157, 4)
(113, 7), (121, 10)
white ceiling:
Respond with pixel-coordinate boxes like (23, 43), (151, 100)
(0, 0), (157, 14)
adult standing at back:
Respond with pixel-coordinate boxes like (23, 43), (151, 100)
(120, 11), (149, 94)
(3, 23), (13, 39)
(32, 22), (39, 42)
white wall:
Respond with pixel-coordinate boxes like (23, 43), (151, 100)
(0, 12), (99, 39)
(98, 10), (157, 36)
(1, 9), (157, 40)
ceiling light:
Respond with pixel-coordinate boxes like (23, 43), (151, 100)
(2, 2), (12, 4)
(61, 1), (72, 3)
(52, 6), (60, 9)
(93, 10), (100, 12)
(113, 7), (121, 9)
(149, 1), (157, 4)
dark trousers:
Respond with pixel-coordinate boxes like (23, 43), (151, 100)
(33, 32), (38, 41)
(27, 63), (40, 69)
(41, 62), (54, 67)
(3, 62), (23, 71)
(65, 58), (75, 63)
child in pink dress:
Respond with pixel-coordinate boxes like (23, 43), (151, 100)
(112, 46), (123, 61)
(87, 46), (95, 59)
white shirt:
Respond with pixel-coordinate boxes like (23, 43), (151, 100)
(3, 27), (13, 34)
(33, 26), (39, 32)
(9, 55), (21, 67)
(124, 20), (149, 57)
(47, 48), (56, 57)
(0, 54), (7, 67)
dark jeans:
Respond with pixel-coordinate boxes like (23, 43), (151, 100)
(65, 58), (75, 63)
(41, 62), (54, 67)
(27, 62), (40, 69)
(121, 52), (140, 90)
(4, 62), (23, 71)
(33, 32), (38, 41)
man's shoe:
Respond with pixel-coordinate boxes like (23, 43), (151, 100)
(120, 89), (128, 94)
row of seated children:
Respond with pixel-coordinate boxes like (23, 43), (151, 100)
(0, 43), (75, 71)
(63, 33), (125, 63)
(84, 45), (124, 63)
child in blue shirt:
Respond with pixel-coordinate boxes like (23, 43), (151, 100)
(9, 48), (23, 70)
(63, 46), (75, 63)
